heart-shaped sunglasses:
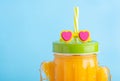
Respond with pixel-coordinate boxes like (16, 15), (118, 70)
(60, 30), (91, 42)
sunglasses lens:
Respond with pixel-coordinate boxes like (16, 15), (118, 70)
(78, 31), (90, 42)
(61, 31), (72, 41)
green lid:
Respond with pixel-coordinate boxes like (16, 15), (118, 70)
(53, 41), (98, 54)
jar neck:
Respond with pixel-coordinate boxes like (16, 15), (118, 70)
(54, 53), (98, 61)
(54, 52), (98, 56)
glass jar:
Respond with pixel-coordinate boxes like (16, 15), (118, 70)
(40, 41), (111, 81)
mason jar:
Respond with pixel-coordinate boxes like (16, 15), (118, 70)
(40, 41), (111, 81)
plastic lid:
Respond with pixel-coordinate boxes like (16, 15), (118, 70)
(53, 41), (98, 54)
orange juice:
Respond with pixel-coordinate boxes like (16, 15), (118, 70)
(54, 54), (98, 81)
(41, 54), (111, 81)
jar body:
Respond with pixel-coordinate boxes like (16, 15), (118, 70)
(54, 53), (98, 81)
(40, 53), (111, 81)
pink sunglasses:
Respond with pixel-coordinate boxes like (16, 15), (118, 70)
(61, 30), (91, 42)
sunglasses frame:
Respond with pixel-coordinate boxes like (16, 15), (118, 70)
(60, 30), (91, 43)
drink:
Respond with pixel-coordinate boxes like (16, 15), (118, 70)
(40, 7), (111, 81)
(40, 42), (111, 81)
(54, 54), (98, 81)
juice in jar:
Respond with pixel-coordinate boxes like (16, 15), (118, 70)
(54, 53), (98, 81)
(40, 41), (111, 81)
(40, 6), (111, 81)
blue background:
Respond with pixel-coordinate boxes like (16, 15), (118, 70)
(0, 0), (119, 81)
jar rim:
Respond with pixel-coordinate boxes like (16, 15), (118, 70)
(54, 52), (98, 56)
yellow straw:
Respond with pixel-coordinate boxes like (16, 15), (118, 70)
(74, 7), (79, 33)
(74, 7), (79, 43)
